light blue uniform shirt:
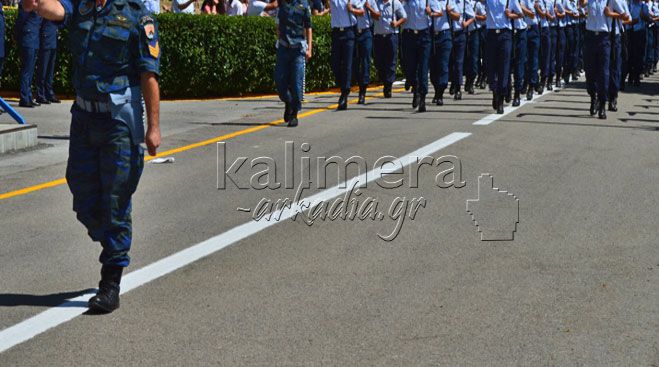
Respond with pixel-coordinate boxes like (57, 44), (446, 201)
(565, 0), (577, 24)
(523, 0), (538, 25)
(373, 0), (407, 34)
(586, 0), (625, 31)
(429, 0), (456, 30)
(464, 0), (478, 31)
(539, 0), (550, 26)
(485, 0), (513, 29)
(629, 0), (645, 31)
(330, 0), (358, 27)
(611, 0), (629, 33)
(511, 0), (527, 28)
(452, 0), (467, 30)
(403, 0), (431, 30)
(475, 1), (486, 28)
(556, 0), (566, 26)
(546, 0), (558, 26)
(356, 0), (374, 29)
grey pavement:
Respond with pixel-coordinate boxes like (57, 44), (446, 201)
(0, 78), (657, 366)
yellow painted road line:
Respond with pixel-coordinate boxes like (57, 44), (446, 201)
(0, 88), (404, 202)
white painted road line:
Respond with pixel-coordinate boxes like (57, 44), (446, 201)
(473, 89), (555, 126)
(0, 132), (471, 354)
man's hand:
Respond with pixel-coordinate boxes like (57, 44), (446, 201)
(305, 48), (312, 60)
(145, 127), (161, 156)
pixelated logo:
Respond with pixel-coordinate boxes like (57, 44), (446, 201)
(466, 174), (520, 241)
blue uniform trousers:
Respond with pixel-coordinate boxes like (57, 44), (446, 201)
(555, 26), (566, 79)
(466, 29), (480, 80)
(526, 25), (541, 88)
(564, 25), (576, 76)
(584, 30), (610, 102)
(450, 30), (467, 86)
(355, 28), (373, 87)
(66, 106), (144, 267)
(513, 28), (527, 92)
(487, 29), (512, 95)
(274, 45), (305, 113)
(609, 33), (622, 99)
(645, 25), (655, 69)
(548, 26), (557, 78)
(402, 29), (431, 96)
(374, 33), (399, 84)
(654, 26), (659, 65)
(430, 30), (453, 93)
(628, 29), (646, 82)
(577, 22), (585, 70)
(479, 28), (487, 80)
(19, 47), (38, 104)
(37, 48), (57, 101)
(331, 27), (356, 93)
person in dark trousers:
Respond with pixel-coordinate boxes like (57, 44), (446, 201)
(608, 0), (630, 112)
(36, 20), (60, 105)
(15, 2), (43, 108)
(402, 0), (432, 111)
(428, 0), (459, 105)
(274, 0), (313, 127)
(330, 0), (362, 110)
(355, 0), (375, 104)
(523, 0), (540, 101)
(371, 0), (407, 98)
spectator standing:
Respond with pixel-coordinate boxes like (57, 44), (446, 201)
(36, 20), (59, 104)
(248, 0), (278, 16)
(312, 0), (329, 15)
(143, 0), (161, 13)
(172, 0), (197, 13)
(15, 2), (42, 108)
(228, 0), (247, 14)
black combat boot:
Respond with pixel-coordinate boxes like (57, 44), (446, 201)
(288, 110), (299, 127)
(496, 94), (505, 114)
(357, 85), (366, 104)
(526, 86), (534, 101)
(284, 102), (292, 122)
(383, 83), (392, 98)
(417, 94), (426, 112)
(512, 91), (521, 107)
(608, 97), (618, 112)
(454, 85), (462, 100)
(589, 96), (597, 116)
(337, 90), (348, 110)
(598, 101), (606, 119)
(89, 265), (123, 313)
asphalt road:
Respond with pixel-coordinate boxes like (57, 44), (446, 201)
(0, 78), (657, 366)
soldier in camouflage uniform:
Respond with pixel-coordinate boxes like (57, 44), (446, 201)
(23, 0), (161, 313)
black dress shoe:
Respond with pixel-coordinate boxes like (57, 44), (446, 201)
(284, 102), (292, 122)
(417, 96), (426, 112)
(88, 265), (123, 313)
(49, 97), (61, 103)
(505, 88), (512, 103)
(454, 89), (462, 101)
(512, 92), (521, 107)
(412, 93), (419, 108)
(405, 80), (411, 91)
(432, 94), (438, 104)
(36, 98), (51, 105)
(526, 89), (534, 101)
(449, 83), (456, 95)
(608, 98), (617, 112)
(357, 86), (366, 104)
(383, 84), (392, 98)
(492, 92), (498, 110)
(288, 112), (299, 127)
(31, 100), (41, 107)
(337, 92), (348, 110)
(598, 102), (607, 119)
(589, 97), (597, 116)
(18, 101), (35, 108)
(496, 95), (505, 114)
(436, 98), (443, 106)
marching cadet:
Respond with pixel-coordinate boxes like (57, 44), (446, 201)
(355, 0), (375, 104)
(473, 0), (487, 89)
(654, 0), (659, 72)
(562, 0), (578, 83)
(511, 0), (529, 106)
(330, 0), (360, 110)
(485, 0), (523, 114)
(554, 0), (566, 88)
(448, 0), (469, 100)
(371, 0), (407, 98)
(428, 0), (458, 105)
(645, 0), (658, 75)
(523, 0), (540, 101)
(402, 0), (432, 111)
(628, 0), (651, 86)
(36, 20), (60, 105)
(582, 0), (627, 119)
(464, 0), (481, 95)
(274, 0), (313, 127)
(545, 0), (557, 91)
(24, 0), (162, 313)
(536, 0), (550, 94)
(15, 2), (42, 108)
(608, 0), (630, 111)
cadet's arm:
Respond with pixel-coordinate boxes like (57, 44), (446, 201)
(604, 6), (629, 20)
(24, 0), (65, 21)
(448, 6), (461, 20)
(141, 72), (161, 157)
(522, 4), (535, 17)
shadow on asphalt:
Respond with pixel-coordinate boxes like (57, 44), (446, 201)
(502, 118), (659, 131)
(0, 289), (95, 308)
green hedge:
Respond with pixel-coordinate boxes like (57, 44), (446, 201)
(1, 10), (346, 98)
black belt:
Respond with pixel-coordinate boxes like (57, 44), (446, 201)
(489, 28), (511, 34)
(332, 26), (356, 32)
(586, 30), (609, 36)
(434, 29), (451, 35)
(403, 28), (428, 34)
(76, 96), (110, 114)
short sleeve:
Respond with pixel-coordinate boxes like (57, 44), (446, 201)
(58, 0), (76, 28)
(136, 14), (161, 75)
(448, 0), (456, 10)
(396, 0), (407, 17)
(303, 3), (312, 27)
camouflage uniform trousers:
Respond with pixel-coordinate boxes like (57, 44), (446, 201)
(66, 106), (144, 267)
